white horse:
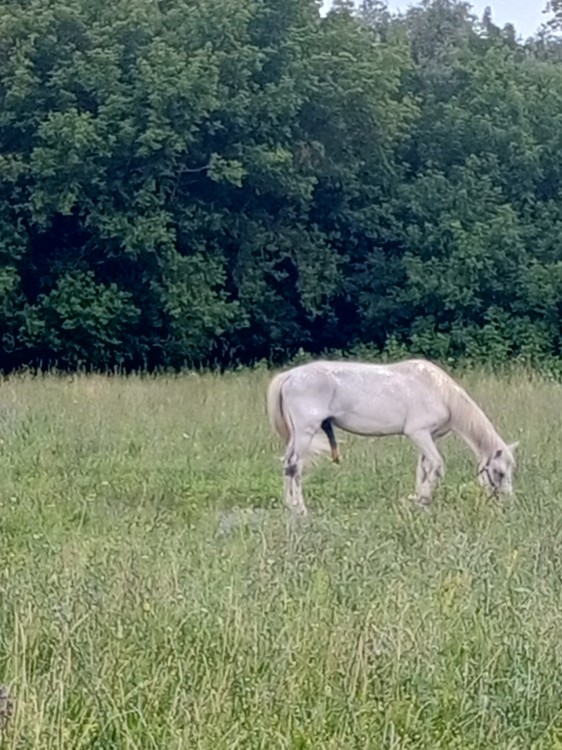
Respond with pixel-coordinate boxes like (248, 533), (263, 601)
(267, 359), (517, 515)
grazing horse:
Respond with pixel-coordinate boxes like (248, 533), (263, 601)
(267, 359), (517, 515)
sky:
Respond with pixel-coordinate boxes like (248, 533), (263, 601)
(321, 1), (551, 39)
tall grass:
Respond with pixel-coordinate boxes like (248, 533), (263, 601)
(0, 369), (561, 748)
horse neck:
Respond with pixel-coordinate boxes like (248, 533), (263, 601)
(449, 387), (504, 460)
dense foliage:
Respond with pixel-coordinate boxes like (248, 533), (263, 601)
(0, 0), (561, 370)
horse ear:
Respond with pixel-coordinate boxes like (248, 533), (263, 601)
(508, 441), (519, 453)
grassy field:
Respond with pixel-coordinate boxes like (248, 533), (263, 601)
(0, 367), (561, 749)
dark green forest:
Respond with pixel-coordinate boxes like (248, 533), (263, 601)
(1, 0), (562, 371)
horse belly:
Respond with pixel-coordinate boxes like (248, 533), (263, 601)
(332, 401), (407, 437)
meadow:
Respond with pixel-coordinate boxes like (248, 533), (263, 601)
(0, 367), (561, 749)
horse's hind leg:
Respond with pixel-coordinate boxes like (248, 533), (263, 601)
(283, 428), (317, 516)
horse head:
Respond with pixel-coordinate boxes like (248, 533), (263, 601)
(478, 442), (518, 495)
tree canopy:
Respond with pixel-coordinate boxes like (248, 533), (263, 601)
(0, 0), (561, 370)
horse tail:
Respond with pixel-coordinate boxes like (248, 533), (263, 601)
(266, 372), (291, 446)
(266, 370), (334, 461)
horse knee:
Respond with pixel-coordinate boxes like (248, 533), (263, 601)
(424, 456), (444, 481)
(283, 448), (301, 478)
(284, 461), (298, 478)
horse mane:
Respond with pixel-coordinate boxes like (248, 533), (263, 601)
(405, 360), (502, 458)
(441, 376), (504, 457)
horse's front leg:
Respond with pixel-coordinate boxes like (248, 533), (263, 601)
(410, 431), (445, 508)
(415, 453), (434, 508)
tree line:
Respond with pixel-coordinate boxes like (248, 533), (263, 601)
(1, 0), (561, 371)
